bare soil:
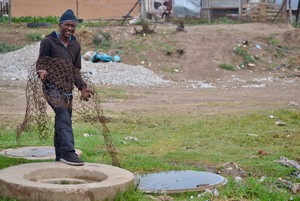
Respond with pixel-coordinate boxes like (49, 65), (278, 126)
(0, 22), (300, 127)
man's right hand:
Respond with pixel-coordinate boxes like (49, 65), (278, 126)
(37, 69), (48, 82)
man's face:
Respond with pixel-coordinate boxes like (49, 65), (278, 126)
(59, 21), (77, 38)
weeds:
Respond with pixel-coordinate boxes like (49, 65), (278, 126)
(26, 33), (43, 42)
(0, 16), (59, 24)
(233, 46), (256, 64)
(219, 63), (237, 71)
(0, 43), (20, 53)
(92, 30), (111, 50)
(267, 34), (280, 46)
(2, 108), (300, 200)
(1, 108), (300, 200)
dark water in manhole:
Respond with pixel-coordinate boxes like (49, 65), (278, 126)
(38, 178), (98, 185)
(137, 170), (227, 193)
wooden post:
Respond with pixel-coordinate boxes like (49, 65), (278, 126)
(296, 0), (300, 22)
(141, 0), (145, 19)
(272, 0), (287, 23)
(239, 0), (243, 18)
(288, 0), (292, 24)
(121, 0), (140, 25)
(207, 0), (211, 24)
(76, 0), (79, 18)
(8, 0), (11, 26)
(283, 0), (287, 22)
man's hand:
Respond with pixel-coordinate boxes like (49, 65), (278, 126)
(37, 69), (48, 82)
(80, 88), (93, 101)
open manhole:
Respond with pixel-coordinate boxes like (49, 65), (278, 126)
(0, 162), (134, 201)
(0, 146), (82, 160)
(24, 168), (107, 185)
(137, 170), (227, 193)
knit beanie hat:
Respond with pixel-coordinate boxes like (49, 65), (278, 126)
(59, 9), (77, 24)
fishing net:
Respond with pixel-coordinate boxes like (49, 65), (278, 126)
(16, 57), (120, 167)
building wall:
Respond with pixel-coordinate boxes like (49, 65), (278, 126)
(202, 0), (240, 9)
(11, 0), (140, 20)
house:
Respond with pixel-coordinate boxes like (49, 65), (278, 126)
(172, 0), (201, 18)
(200, 0), (298, 21)
(10, 0), (140, 20)
(201, 0), (241, 19)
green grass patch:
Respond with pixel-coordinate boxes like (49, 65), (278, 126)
(26, 32), (43, 42)
(0, 42), (20, 53)
(218, 63), (237, 71)
(97, 88), (131, 99)
(267, 34), (280, 46)
(233, 46), (256, 64)
(0, 16), (59, 24)
(1, 108), (299, 200)
(92, 30), (111, 51)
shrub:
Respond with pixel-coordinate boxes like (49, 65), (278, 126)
(219, 63), (237, 71)
(26, 33), (43, 42)
(0, 43), (20, 53)
(233, 47), (256, 64)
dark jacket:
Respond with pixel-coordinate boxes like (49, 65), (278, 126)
(37, 31), (87, 91)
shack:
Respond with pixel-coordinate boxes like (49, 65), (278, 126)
(201, 0), (240, 19)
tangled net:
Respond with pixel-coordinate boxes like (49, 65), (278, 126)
(16, 57), (120, 167)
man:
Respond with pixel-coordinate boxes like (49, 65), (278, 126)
(36, 9), (92, 166)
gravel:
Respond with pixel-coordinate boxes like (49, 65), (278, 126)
(0, 42), (171, 86)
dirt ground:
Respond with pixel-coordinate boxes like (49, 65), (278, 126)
(0, 22), (299, 128)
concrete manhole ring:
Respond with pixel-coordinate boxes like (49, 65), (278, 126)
(0, 162), (134, 201)
(0, 146), (82, 160)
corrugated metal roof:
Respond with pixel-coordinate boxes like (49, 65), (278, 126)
(202, 0), (240, 9)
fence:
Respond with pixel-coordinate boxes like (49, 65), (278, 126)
(0, 0), (8, 17)
(241, 1), (284, 21)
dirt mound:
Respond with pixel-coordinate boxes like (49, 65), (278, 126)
(282, 29), (300, 47)
(0, 22), (299, 121)
(170, 23), (300, 81)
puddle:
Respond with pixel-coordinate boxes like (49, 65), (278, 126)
(137, 170), (227, 193)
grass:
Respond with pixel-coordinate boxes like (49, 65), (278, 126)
(92, 30), (112, 51)
(233, 46), (256, 64)
(0, 42), (20, 53)
(1, 108), (300, 200)
(26, 32), (43, 42)
(1, 19), (300, 200)
(267, 34), (280, 47)
(218, 63), (237, 71)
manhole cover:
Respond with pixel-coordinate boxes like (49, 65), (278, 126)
(137, 170), (227, 193)
(0, 146), (82, 160)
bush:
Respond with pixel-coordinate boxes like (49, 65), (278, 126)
(92, 30), (111, 50)
(0, 16), (59, 24)
(219, 63), (237, 71)
(26, 33), (43, 42)
(233, 46), (256, 64)
(0, 43), (20, 53)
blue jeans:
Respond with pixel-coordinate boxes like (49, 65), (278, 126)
(43, 84), (75, 159)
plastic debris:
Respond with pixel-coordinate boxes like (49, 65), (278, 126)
(255, 44), (261, 49)
(82, 133), (92, 137)
(275, 156), (300, 170)
(234, 176), (244, 184)
(124, 136), (138, 141)
(276, 121), (285, 126)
